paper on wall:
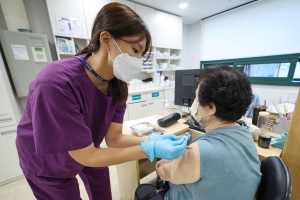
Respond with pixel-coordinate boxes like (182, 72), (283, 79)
(55, 16), (83, 37)
(11, 45), (29, 60)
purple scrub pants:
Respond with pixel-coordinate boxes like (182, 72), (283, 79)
(25, 166), (112, 200)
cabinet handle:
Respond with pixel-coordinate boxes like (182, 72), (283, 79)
(1, 130), (16, 136)
(149, 102), (154, 105)
(0, 117), (13, 123)
(141, 104), (147, 107)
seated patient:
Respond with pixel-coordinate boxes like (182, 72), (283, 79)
(156, 66), (261, 200)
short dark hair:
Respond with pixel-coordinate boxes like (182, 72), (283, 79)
(76, 2), (152, 105)
(197, 66), (253, 123)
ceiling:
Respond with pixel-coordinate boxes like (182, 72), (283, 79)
(129, 0), (261, 25)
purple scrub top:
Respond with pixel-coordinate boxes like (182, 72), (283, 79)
(16, 54), (125, 179)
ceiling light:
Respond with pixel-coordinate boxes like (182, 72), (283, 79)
(179, 3), (188, 9)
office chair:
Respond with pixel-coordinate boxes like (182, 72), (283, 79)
(255, 156), (292, 200)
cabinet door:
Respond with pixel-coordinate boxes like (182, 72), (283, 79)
(83, 0), (111, 39)
(135, 4), (155, 47)
(128, 101), (148, 120)
(148, 98), (164, 116)
(0, 75), (16, 127)
(123, 105), (129, 121)
(112, 0), (135, 11)
(164, 89), (175, 103)
(169, 15), (183, 49)
(0, 126), (22, 184)
(46, 0), (88, 38)
(155, 10), (169, 48)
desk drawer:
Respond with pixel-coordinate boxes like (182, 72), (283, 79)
(147, 91), (163, 100)
(127, 93), (147, 104)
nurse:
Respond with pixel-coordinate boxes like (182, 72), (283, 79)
(16, 3), (189, 200)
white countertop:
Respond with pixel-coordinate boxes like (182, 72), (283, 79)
(128, 86), (174, 94)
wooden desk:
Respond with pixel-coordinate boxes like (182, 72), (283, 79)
(116, 115), (282, 200)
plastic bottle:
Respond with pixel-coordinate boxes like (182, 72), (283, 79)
(163, 100), (169, 116)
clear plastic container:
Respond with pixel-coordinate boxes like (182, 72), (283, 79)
(257, 111), (270, 133)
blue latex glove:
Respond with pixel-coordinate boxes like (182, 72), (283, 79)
(148, 132), (191, 142)
(141, 136), (189, 162)
(148, 133), (182, 142)
(183, 132), (191, 141)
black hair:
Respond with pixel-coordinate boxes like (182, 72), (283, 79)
(197, 66), (253, 123)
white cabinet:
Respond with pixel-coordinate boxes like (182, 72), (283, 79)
(169, 15), (183, 49)
(83, 0), (111, 39)
(164, 88), (175, 103)
(0, 75), (16, 128)
(112, 0), (135, 11)
(135, 4), (155, 47)
(124, 106), (129, 121)
(155, 10), (170, 48)
(46, 0), (88, 39)
(155, 11), (182, 49)
(127, 90), (164, 120)
(147, 98), (163, 116)
(127, 101), (148, 120)
(0, 125), (23, 185)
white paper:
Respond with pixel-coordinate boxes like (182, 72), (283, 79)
(125, 117), (158, 130)
(31, 47), (47, 62)
(11, 45), (29, 60)
(267, 103), (295, 114)
(55, 16), (83, 37)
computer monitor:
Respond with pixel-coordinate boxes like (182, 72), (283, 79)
(175, 69), (201, 107)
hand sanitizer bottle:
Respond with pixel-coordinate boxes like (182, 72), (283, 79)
(163, 100), (169, 116)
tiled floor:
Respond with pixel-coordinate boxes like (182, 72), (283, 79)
(0, 165), (120, 200)
(0, 163), (157, 200)
(0, 140), (157, 200)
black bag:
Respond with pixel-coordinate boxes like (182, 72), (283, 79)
(134, 176), (170, 200)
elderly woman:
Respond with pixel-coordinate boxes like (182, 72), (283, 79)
(154, 66), (262, 200)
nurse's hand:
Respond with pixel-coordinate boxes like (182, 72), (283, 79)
(141, 136), (188, 162)
(148, 133), (182, 142)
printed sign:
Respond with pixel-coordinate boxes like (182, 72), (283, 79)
(152, 92), (159, 98)
(11, 45), (29, 60)
(55, 16), (83, 37)
(132, 94), (141, 101)
(31, 47), (47, 62)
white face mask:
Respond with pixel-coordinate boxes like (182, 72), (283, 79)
(108, 38), (143, 83)
(191, 101), (209, 123)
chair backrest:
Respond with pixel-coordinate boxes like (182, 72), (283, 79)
(256, 156), (292, 200)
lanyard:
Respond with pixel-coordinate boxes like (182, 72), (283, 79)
(75, 56), (110, 82)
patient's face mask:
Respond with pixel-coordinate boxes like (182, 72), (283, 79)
(108, 38), (143, 83)
(191, 102), (209, 123)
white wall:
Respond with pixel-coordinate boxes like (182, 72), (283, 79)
(182, 23), (201, 69)
(185, 0), (300, 105)
(199, 0), (300, 60)
(0, 0), (30, 31)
